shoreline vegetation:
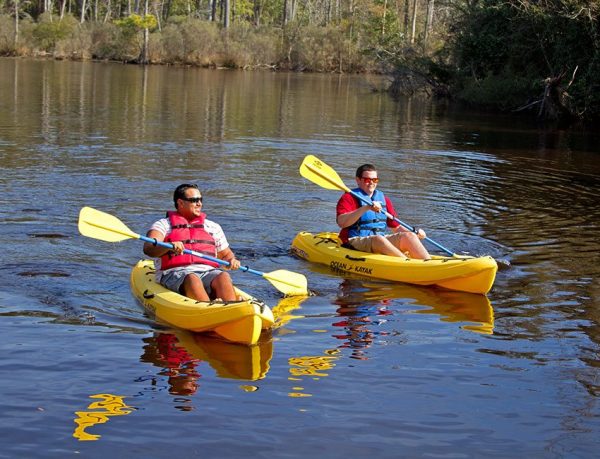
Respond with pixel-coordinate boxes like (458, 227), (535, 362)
(1, 1), (598, 126)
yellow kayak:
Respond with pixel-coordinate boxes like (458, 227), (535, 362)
(291, 232), (498, 295)
(130, 260), (275, 345)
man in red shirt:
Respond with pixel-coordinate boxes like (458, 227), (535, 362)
(336, 164), (430, 259)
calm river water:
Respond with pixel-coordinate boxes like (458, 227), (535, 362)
(1, 57), (599, 457)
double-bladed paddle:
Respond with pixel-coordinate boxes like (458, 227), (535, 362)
(78, 206), (309, 296)
(299, 154), (456, 256)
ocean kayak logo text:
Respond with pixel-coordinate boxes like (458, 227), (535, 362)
(330, 261), (372, 275)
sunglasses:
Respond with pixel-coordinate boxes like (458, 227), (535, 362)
(181, 196), (203, 204)
(360, 177), (379, 184)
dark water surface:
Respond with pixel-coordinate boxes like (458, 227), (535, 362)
(1, 58), (599, 457)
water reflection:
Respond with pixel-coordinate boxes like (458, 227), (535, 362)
(139, 333), (202, 397)
(334, 279), (494, 336)
(139, 331), (273, 397)
(287, 350), (341, 398)
(271, 295), (309, 332)
(131, 295), (309, 407)
(332, 299), (391, 360)
(284, 279), (494, 397)
(73, 393), (134, 441)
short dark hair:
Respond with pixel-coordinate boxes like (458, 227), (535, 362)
(173, 183), (200, 209)
(356, 164), (377, 178)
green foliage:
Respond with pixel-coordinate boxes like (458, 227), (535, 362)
(222, 23), (280, 68)
(151, 19), (221, 65)
(362, 1), (403, 47)
(88, 22), (123, 60)
(457, 73), (538, 110)
(53, 17), (93, 59)
(233, 0), (255, 23)
(115, 14), (158, 35)
(32, 12), (78, 51)
(448, 0), (600, 118)
(0, 14), (15, 54)
(282, 22), (370, 72)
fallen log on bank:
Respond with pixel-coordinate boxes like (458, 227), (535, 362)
(515, 67), (580, 125)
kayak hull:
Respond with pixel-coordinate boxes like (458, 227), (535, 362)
(291, 232), (497, 295)
(130, 260), (274, 345)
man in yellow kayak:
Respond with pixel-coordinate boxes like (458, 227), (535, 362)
(336, 164), (431, 259)
(143, 183), (241, 301)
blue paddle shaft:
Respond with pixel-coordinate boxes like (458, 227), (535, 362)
(139, 235), (264, 276)
(348, 189), (455, 256)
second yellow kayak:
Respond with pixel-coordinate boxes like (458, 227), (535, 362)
(291, 232), (497, 295)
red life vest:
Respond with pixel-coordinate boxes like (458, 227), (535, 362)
(160, 211), (220, 270)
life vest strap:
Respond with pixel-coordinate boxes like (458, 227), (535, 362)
(171, 223), (205, 230)
(180, 239), (216, 246)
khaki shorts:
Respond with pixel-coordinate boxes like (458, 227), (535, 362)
(347, 233), (404, 253)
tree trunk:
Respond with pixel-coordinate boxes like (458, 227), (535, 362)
(165, 0), (173, 21)
(14, 0), (19, 49)
(423, 0), (435, 48)
(410, 0), (418, 44)
(538, 74), (577, 125)
(403, 0), (409, 38)
(60, 0), (67, 19)
(154, 3), (162, 31)
(211, 0), (217, 21)
(381, 0), (387, 38)
(139, 0), (150, 64)
(223, 0), (230, 28)
(253, 0), (261, 26)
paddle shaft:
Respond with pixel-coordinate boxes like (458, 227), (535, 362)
(302, 160), (455, 256)
(140, 235), (266, 276)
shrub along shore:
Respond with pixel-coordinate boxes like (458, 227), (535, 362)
(0, 14), (375, 73)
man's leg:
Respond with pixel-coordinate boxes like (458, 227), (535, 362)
(386, 232), (430, 259)
(369, 235), (407, 257)
(181, 273), (210, 301)
(350, 235), (406, 257)
(210, 272), (237, 301)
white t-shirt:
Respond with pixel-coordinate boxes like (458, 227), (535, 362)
(150, 217), (229, 277)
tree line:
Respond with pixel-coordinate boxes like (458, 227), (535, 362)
(1, 0), (598, 124)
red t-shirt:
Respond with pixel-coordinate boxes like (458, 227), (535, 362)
(336, 192), (400, 243)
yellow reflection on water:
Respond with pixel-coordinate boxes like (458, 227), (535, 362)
(73, 393), (133, 441)
(133, 296), (308, 405)
(240, 385), (259, 392)
(287, 348), (341, 397)
(336, 279), (494, 335)
(289, 353), (339, 377)
(140, 331), (274, 393)
(272, 295), (309, 330)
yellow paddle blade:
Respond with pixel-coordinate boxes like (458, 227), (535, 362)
(262, 270), (309, 296)
(299, 155), (350, 192)
(78, 207), (140, 242)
